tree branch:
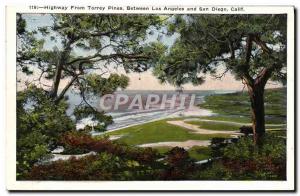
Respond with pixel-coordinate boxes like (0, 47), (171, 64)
(90, 27), (122, 37)
(67, 52), (150, 66)
(242, 73), (255, 87)
(54, 61), (85, 103)
(212, 68), (229, 80)
(54, 75), (79, 104)
(252, 35), (271, 54)
(245, 34), (254, 67)
(252, 35), (277, 87)
(76, 78), (98, 113)
(255, 65), (277, 87)
(228, 39), (235, 60)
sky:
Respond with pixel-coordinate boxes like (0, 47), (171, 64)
(18, 14), (282, 91)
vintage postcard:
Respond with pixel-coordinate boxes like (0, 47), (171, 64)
(6, 4), (295, 191)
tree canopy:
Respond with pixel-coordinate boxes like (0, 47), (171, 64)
(154, 14), (287, 141)
(17, 13), (165, 124)
(155, 15), (287, 86)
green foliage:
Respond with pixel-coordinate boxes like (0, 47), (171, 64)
(160, 147), (196, 180)
(25, 134), (200, 181)
(26, 152), (164, 181)
(196, 134), (286, 180)
(17, 85), (75, 142)
(153, 39), (210, 87)
(88, 153), (126, 175)
(59, 131), (94, 154)
(156, 146), (212, 161)
(153, 15), (287, 141)
(85, 73), (129, 95)
(154, 14), (287, 111)
(73, 106), (113, 131)
(24, 131), (286, 181)
(223, 135), (286, 161)
(209, 137), (232, 158)
(25, 133), (166, 180)
(60, 132), (162, 164)
(16, 14), (288, 181)
(194, 162), (233, 180)
(17, 85), (75, 178)
(16, 131), (51, 178)
(17, 14), (26, 35)
(187, 146), (212, 161)
(18, 14), (164, 80)
(17, 14), (166, 133)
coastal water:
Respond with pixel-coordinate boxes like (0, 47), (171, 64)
(66, 90), (235, 132)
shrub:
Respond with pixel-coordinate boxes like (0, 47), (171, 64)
(91, 140), (161, 165)
(26, 143), (196, 180)
(60, 131), (95, 154)
(25, 132), (286, 181)
(222, 135), (286, 162)
(196, 134), (286, 180)
(210, 137), (238, 158)
(194, 162), (233, 180)
(26, 151), (163, 181)
(61, 132), (161, 165)
(239, 126), (253, 136)
(222, 135), (286, 180)
(160, 147), (196, 180)
(16, 131), (51, 179)
(135, 147), (160, 164)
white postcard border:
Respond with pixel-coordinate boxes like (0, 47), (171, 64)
(6, 5), (295, 191)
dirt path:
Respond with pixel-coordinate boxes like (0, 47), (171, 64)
(138, 140), (211, 149)
(167, 120), (241, 136)
(109, 135), (123, 140)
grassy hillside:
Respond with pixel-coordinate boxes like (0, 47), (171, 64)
(102, 88), (287, 161)
(105, 120), (229, 145)
(199, 88), (286, 124)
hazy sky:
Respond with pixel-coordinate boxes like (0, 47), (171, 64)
(18, 14), (281, 91)
(124, 69), (281, 90)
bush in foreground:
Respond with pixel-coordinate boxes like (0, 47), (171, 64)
(25, 133), (199, 180)
(26, 152), (164, 180)
(195, 134), (286, 180)
(25, 133), (286, 180)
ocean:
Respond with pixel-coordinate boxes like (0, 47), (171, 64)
(66, 90), (236, 133)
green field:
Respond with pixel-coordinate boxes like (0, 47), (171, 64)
(200, 115), (251, 123)
(186, 120), (241, 131)
(105, 120), (229, 145)
(200, 88), (286, 124)
(102, 88), (286, 161)
(185, 120), (286, 131)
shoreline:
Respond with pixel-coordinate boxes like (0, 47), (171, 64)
(91, 107), (214, 136)
(91, 90), (238, 135)
(91, 90), (239, 136)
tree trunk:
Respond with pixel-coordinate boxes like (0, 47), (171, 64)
(54, 75), (78, 104)
(247, 85), (266, 144)
(50, 62), (63, 98)
(50, 44), (72, 99)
